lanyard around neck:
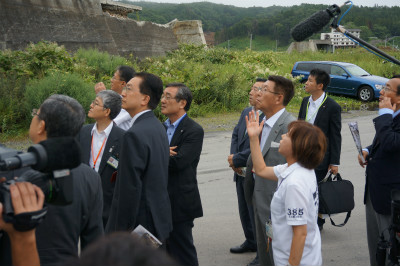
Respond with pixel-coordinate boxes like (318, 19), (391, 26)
(91, 134), (107, 170)
(306, 94), (327, 123)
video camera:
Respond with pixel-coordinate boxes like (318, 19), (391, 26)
(376, 190), (400, 266)
(0, 137), (81, 231)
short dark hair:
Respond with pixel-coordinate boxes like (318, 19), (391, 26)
(166, 82), (193, 111)
(310, 69), (331, 91)
(256, 77), (267, 83)
(135, 72), (163, 110)
(38, 95), (85, 138)
(267, 75), (295, 106)
(392, 74), (400, 96)
(117, 66), (135, 83)
(67, 232), (176, 266)
(97, 90), (122, 120)
(288, 120), (327, 170)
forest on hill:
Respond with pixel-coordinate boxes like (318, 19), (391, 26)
(124, 1), (400, 47)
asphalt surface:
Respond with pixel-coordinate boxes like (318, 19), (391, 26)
(193, 111), (378, 266)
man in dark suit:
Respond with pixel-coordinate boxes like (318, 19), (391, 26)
(160, 83), (204, 266)
(228, 79), (266, 264)
(358, 75), (400, 266)
(106, 72), (172, 243)
(0, 95), (104, 266)
(244, 76), (296, 266)
(298, 68), (342, 230)
(77, 90), (125, 227)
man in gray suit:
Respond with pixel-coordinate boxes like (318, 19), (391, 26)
(244, 75), (296, 266)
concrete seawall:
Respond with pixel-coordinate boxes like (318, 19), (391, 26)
(0, 0), (205, 58)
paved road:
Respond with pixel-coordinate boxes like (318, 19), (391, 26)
(193, 111), (378, 266)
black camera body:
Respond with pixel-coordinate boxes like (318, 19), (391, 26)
(0, 138), (81, 231)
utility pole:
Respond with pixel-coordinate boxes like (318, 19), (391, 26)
(250, 34), (252, 50)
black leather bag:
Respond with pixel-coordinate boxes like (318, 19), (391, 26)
(318, 173), (355, 227)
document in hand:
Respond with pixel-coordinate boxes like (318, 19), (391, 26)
(132, 224), (162, 248)
(348, 121), (365, 164)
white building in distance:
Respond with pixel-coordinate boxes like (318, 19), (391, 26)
(321, 28), (361, 48)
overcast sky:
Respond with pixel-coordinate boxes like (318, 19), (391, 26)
(130, 0), (399, 8)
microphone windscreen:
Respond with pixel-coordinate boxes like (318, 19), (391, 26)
(290, 10), (333, 42)
(37, 137), (81, 172)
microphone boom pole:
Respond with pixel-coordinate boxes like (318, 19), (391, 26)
(333, 25), (400, 66)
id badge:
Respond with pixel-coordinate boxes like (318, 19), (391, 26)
(107, 156), (119, 169)
(265, 219), (273, 239)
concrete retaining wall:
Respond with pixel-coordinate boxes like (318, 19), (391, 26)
(0, 0), (190, 58)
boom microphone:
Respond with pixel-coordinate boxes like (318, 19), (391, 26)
(0, 137), (81, 172)
(290, 4), (341, 42)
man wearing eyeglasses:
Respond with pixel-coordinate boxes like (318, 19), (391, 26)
(160, 83), (204, 266)
(298, 68), (342, 231)
(76, 90), (125, 228)
(1, 95), (104, 266)
(105, 72), (172, 244)
(358, 75), (400, 266)
(244, 76), (296, 266)
(228, 78), (266, 266)
(94, 66), (135, 130)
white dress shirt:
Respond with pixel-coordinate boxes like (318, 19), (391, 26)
(260, 108), (285, 151)
(306, 92), (326, 124)
(90, 122), (113, 172)
(113, 108), (132, 131)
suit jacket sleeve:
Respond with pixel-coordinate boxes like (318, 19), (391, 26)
(298, 97), (308, 120)
(232, 147), (251, 168)
(230, 113), (240, 155)
(108, 130), (147, 231)
(329, 102), (342, 165)
(373, 114), (400, 152)
(169, 125), (204, 171)
(232, 108), (251, 168)
(80, 170), (104, 250)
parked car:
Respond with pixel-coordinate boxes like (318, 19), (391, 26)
(291, 61), (389, 102)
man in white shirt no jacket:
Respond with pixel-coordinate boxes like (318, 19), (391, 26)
(94, 65), (135, 131)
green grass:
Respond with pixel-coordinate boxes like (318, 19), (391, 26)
(217, 35), (289, 52)
(2, 43), (400, 142)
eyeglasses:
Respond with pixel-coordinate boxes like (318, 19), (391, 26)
(251, 86), (263, 92)
(161, 94), (177, 101)
(381, 86), (397, 93)
(261, 86), (281, 95)
(111, 76), (123, 82)
(91, 100), (105, 108)
(31, 108), (39, 117)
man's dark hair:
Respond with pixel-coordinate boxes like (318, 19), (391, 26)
(117, 66), (135, 83)
(38, 94), (85, 138)
(256, 77), (267, 83)
(97, 90), (122, 120)
(267, 75), (295, 106)
(135, 72), (163, 110)
(310, 68), (331, 91)
(166, 82), (193, 111)
(65, 232), (177, 266)
(392, 74), (400, 95)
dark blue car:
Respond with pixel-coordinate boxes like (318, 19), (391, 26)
(291, 61), (389, 102)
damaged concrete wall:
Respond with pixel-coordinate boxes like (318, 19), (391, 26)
(169, 20), (206, 46)
(0, 0), (178, 58)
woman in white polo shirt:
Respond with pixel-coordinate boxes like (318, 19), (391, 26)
(246, 113), (326, 266)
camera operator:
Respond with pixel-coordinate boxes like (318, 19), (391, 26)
(0, 181), (44, 266)
(358, 75), (400, 266)
(1, 95), (104, 266)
